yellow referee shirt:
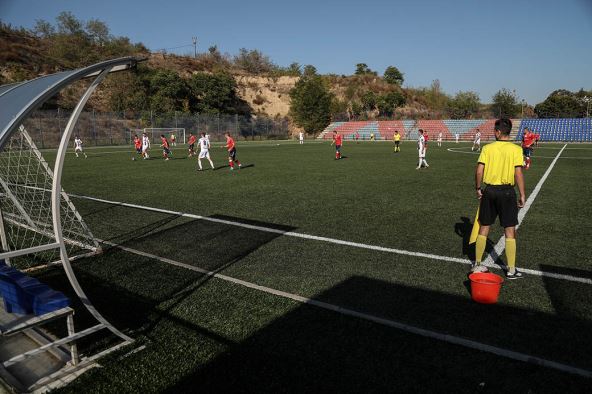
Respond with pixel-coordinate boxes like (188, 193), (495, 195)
(477, 141), (523, 185)
(393, 134), (401, 142)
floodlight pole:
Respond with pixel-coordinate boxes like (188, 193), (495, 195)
(192, 36), (197, 58)
(584, 96), (590, 118)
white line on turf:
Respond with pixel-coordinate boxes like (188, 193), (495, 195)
(483, 144), (567, 267)
(68, 193), (592, 285)
(447, 146), (592, 159)
(103, 239), (592, 379)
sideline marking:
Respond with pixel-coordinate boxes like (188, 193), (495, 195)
(447, 146), (591, 159)
(68, 193), (592, 285)
(484, 144), (567, 266)
(103, 240), (592, 379)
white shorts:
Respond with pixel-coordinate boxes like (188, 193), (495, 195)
(75, 147), (82, 152)
(198, 150), (210, 159)
(142, 145), (149, 153)
(475, 139), (481, 145)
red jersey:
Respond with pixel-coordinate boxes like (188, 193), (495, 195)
(226, 136), (235, 151)
(334, 134), (343, 145)
(424, 133), (429, 144)
(522, 131), (539, 148)
(161, 137), (169, 148)
(188, 135), (197, 145)
(133, 137), (141, 149)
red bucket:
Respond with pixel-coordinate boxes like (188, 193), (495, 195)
(469, 272), (504, 304)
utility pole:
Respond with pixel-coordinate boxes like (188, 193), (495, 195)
(192, 36), (197, 58)
(584, 96), (590, 118)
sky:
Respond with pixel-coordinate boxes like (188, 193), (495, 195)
(1, 0), (591, 104)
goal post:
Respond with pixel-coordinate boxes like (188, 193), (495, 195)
(143, 128), (186, 144)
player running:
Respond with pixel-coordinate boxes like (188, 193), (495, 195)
(472, 129), (482, 152)
(393, 130), (401, 153)
(160, 134), (171, 161)
(73, 136), (87, 158)
(299, 132), (304, 145)
(223, 132), (241, 170)
(331, 130), (343, 160)
(416, 129), (429, 169)
(133, 134), (142, 159)
(187, 132), (197, 157)
(197, 132), (215, 171)
(521, 128), (540, 170)
(170, 133), (177, 147)
(437, 132), (443, 147)
(141, 133), (150, 159)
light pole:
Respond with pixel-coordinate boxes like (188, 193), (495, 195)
(521, 99), (526, 118)
(584, 96), (590, 118)
(192, 36), (197, 58)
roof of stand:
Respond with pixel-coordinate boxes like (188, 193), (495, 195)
(0, 57), (140, 150)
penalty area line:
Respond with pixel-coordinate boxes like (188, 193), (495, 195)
(103, 240), (592, 379)
(67, 192), (592, 285)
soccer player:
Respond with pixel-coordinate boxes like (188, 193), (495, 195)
(393, 130), (401, 153)
(437, 132), (443, 147)
(521, 128), (540, 170)
(141, 133), (150, 159)
(416, 129), (429, 169)
(370, 132), (375, 141)
(424, 131), (429, 152)
(455, 133), (459, 144)
(473, 118), (525, 279)
(197, 132), (215, 171)
(170, 133), (176, 147)
(331, 130), (343, 160)
(187, 132), (197, 157)
(73, 136), (87, 158)
(160, 134), (171, 161)
(299, 131), (304, 145)
(355, 131), (360, 144)
(133, 134), (142, 159)
(223, 132), (241, 170)
(472, 129), (482, 152)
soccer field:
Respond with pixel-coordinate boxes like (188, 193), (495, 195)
(36, 140), (592, 392)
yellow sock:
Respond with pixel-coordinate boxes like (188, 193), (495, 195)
(505, 238), (516, 272)
(475, 234), (487, 264)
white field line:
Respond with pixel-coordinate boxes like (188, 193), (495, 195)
(484, 144), (567, 266)
(447, 146), (591, 159)
(68, 193), (592, 285)
(102, 240), (592, 379)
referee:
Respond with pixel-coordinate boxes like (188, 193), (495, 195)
(473, 118), (526, 279)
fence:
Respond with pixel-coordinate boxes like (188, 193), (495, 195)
(21, 110), (291, 149)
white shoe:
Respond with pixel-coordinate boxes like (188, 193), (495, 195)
(416, 166), (421, 170)
(471, 264), (489, 273)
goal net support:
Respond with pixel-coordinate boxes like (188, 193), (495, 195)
(143, 127), (186, 144)
(0, 126), (100, 271)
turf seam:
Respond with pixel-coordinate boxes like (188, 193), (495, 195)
(102, 239), (592, 380)
(68, 193), (592, 285)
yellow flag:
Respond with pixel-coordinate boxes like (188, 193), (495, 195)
(469, 205), (480, 244)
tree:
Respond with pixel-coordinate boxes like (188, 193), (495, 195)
(355, 63), (376, 75)
(286, 62), (302, 76)
(492, 88), (520, 118)
(448, 91), (481, 119)
(289, 71), (333, 134)
(56, 11), (84, 35)
(86, 19), (110, 44)
(376, 91), (406, 117)
(188, 72), (240, 114)
(361, 91), (377, 111)
(148, 69), (188, 113)
(303, 65), (317, 77)
(534, 89), (591, 118)
(383, 66), (404, 86)
(234, 48), (276, 74)
(33, 19), (55, 38)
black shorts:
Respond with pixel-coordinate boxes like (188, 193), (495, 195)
(163, 147), (171, 155)
(228, 148), (237, 160)
(136, 147), (142, 153)
(189, 144), (195, 150)
(479, 185), (519, 228)
(395, 141), (400, 146)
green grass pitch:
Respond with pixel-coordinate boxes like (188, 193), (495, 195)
(32, 140), (592, 392)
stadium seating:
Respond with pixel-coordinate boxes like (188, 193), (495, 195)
(320, 118), (592, 142)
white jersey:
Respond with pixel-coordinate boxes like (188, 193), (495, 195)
(437, 133), (442, 141)
(418, 135), (426, 157)
(474, 132), (481, 143)
(142, 136), (150, 150)
(198, 137), (210, 151)
(74, 138), (83, 150)
(299, 132), (304, 141)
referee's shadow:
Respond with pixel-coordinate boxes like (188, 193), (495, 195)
(454, 216), (495, 262)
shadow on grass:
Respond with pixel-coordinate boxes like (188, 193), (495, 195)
(540, 264), (592, 323)
(161, 276), (592, 393)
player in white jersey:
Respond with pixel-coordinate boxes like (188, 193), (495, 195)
(197, 132), (215, 171)
(299, 132), (304, 144)
(455, 133), (459, 143)
(472, 129), (481, 152)
(437, 132), (443, 147)
(416, 129), (429, 169)
(74, 136), (87, 158)
(141, 133), (150, 159)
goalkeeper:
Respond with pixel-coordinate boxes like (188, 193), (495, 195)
(473, 118), (525, 279)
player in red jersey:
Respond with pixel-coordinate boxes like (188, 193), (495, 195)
(331, 130), (343, 159)
(133, 135), (142, 159)
(355, 131), (360, 144)
(223, 132), (241, 170)
(423, 131), (429, 152)
(187, 132), (197, 157)
(160, 134), (171, 161)
(521, 128), (540, 170)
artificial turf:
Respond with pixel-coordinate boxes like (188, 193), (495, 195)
(29, 140), (592, 392)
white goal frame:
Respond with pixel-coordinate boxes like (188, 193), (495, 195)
(143, 127), (186, 144)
